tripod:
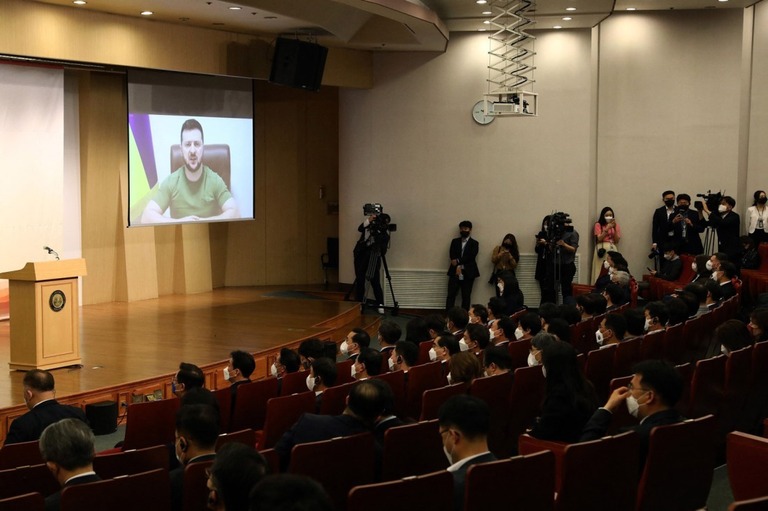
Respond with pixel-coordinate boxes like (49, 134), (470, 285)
(702, 226), (717, 256)
(346, 244), (400, 315)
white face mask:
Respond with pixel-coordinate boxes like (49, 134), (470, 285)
(489, 328), (496, 341)
(340, 340), (349, 355)
(443, 444), (453, 465)
(706, 260), (714, 271)
(446, 373), (453, 384)
(351, 363), (358, 378)
(223, 367), (230, 381)
(644, 318), (652, 332)
(595, 329), (604, 346)
(626, 392), (648, 418)
(604, 216), (613, 222)
(428, 347), (437, 361)
(527, 352), (538, 367)
(458, 339), (469, 352)
(692, 262), (697, 272)
(497, 283), (504, 293)
(270, 363), (278, 378)
(663, 253), (673, 261)
(306, 374), (316, 391)
(514, 327), (524, 340)
(542, 366), (547, 378)
(720, 345), (729, 356)
(603, 260), (611, 269)
(718, 204), (728, 213)
(388, 357), (395, 371)
(710, 271), (719, 281)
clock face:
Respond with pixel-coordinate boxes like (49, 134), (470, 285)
(472, 100), (494, 125)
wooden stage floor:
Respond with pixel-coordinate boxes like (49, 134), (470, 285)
(0, 286), (361, 410)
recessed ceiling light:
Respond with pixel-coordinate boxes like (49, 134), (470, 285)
(476, 0), (487, 4)
(73, 0), (86, 5)
(566, 7), (576, 11)
(483, 20), (491, 24)
(718, 0), (728, 2)
(140, 10), (153, 15)
(627, 7), (636, 10)
(229, 6), (241, 10)
(482, 11), (492, 15)
(553, 25), (562, 29)
(478, 28), (487, 32)
(562, 17), (572, 20)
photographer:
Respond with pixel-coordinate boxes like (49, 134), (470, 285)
(703, 195), (741, 266)
(669, 194), (705, 256)
(539, 213), (579, 306)
(353, 211), (391, 311)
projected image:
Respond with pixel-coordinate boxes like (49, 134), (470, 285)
(129, 114), (253, 226)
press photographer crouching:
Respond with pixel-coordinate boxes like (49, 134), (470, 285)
(353, 203), (397, 312)
(538, 212), (579, 306)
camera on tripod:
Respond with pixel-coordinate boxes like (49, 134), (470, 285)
(545, 211), (572, 244)
(695, 190), (723, 212)
(363, 203), (397, 235)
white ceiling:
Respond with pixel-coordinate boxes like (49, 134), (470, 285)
(32, 0), (761, 52)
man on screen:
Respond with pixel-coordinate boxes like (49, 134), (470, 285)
(141, 119), (238, 223)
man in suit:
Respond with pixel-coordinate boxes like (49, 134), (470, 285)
(170, 404), (219, 511)
(39, 418), (100, 511)
(670, 194), (705, 256)
(5, 369), (88, 445)
(339, 328), (370, 361)
(651, 190), (677, 255)
(438, 395), (496, 511)
(446, 220), (479, 311)
(223, 349), (254, 412)
(580, 359), (684, 467)
(705, 196), (742, 265)
(307, 358), (338, 412)
(274, 379), (392, 470)
(207, 443), (268, 511)
(377, 320), (402, 362)
(714, 261), (738, 300)
(171, 362), (205, 398)
(649, 242), (683, 282)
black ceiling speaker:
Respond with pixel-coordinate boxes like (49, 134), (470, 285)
(269, 38), (328, 92)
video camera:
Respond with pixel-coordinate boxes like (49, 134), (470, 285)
(545, 211), (572, 243)
(363, 203), (397, 234)
(695, 190), (723, 212)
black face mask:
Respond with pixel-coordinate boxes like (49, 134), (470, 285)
(678, 204), (689, 211)
(664, 199), (675, 208)
(759, 197), (768, 205)
(460, 231), (470, 239)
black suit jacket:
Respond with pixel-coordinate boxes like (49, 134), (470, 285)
(447, 237), (479, 280)
(670, 209), (705, 255)
(656, 257), (683, 281)
(274, 413), (370, 470)
(709, 211), (741, 261)
(5, 400), (89, 445)
(45, 473), (101, 511)
(170, 453), (216, 511)
(720, 281), (736, 299)
(652, 206), (675, 246)
(451, 452), (497, 511)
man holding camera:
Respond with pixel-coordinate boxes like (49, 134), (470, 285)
(670, 194), (705, 256)
(354, 211), (390, 311)
(539, 214), (579, 305)
(446, 221), (479, 311)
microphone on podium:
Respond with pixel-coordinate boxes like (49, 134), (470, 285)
(43, 245), (60, 261)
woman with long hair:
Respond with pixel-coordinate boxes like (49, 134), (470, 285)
(746, 190), (768, 245)
(490, 233), (520, 296)
(592, 206), (622, 283)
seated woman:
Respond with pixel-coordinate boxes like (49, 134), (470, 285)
(528, 342), (598, 443)
(690, 254), (712, 284)
(496, 271), (525, 316)
(447, 351), (484, 385)
(749, 309), (768, 343)
(715, 319), (753, 355)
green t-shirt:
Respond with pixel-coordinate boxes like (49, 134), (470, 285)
(153, 165), (233, 219)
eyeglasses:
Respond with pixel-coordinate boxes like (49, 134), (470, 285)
(626, 382), (650, 392)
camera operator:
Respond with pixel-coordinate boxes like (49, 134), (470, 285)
(353, 211), (391, 311)
(539, 213), (579, 306)
(703, 195), (741, 266)
(669, 194), (705, 256)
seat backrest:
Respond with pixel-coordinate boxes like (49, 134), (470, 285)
(288, 433), (375, 511)
(725, 345), (753, 406)
(404, 361), (443, 420)
(727, 431), (768, 501)
(517, 434), (567, 491)
(419, 382), (466, 421)
(0, 463), (58, 500)
(259, 392), (316, 449)
(508, 365), (546, 449)
(507, 338), (532, 370)
(372, 370), (407, 418)
(0, 492), (45, 511)
(278, 371), (310, 396)
(570, 319), (598, 354)
(729, 496), (768, 511)
(92, 444), (169, 479)
(584, 345), (617, 402)
(662, 321), (686, 365)
(182, 459), (215, 511)
(674, 363), (694, 415)
(417, 340), (433, 366)
(258, 448), (280, 475)
(636, 415), (717, 511)
(229, 378), (279, 431)
(170, 143), (230, 188)
(318, 380), (359, 416)
(0, 439), (45, 470)
(60, 468), (171, 511)
(215, 428), (256, 451)
(122, 398), (180, 450)
(348, 470), (452, 511)
(464, 450), (555, 511)
(613, 337), (642, 378)
(688, 354), (726, 418)
(469, 372), (515, 457)
(640, 330), (665, 361)
(557, 431), (639, 511)
(335, 359), (355, 385)
(381, 420), (447, 481)
(750, 341), (768, 387)
(212, 387), (232, 433)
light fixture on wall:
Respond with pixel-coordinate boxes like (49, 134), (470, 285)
(471, 0), (538, 123)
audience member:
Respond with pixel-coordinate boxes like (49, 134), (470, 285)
(675, 290), (699, 319)
(272, 348), (300, 379)
(425, 314), (448, 339)
(405, 317), (430, 344)
(390, 340), (418, 373)
(340, 328), (370, 360)
(180, 387), (220, 416)
(448, 351), (484, 385)
(225, 350), (254, 396)
(715, 319), (753, 355)
(545, 317), (570, 344)
(538, 302), (560, 328)
(691, 254), (713, 283)
(666, 296), (690, 326)
(684, 283), (709, 316)
(5, 369), (88, 445)
(528, 332), (558, 367)
(371, 379), (403, 443)
(39, 418), (99, 511)
(378, 320), (402, 358)
(496, 271), (525, 316)
(483, 346), (513, 376)
(468, 303), (489, 325)
(432, 334), (460, 363)
(446, 306), (469, 340)
(463, 323), (490, 357)
(644, 301), (669, 333)
(171, 404), (219, 511)
(490, 317), (515, 347)
(649, 242), (682, 281)
(603, 283), (628, 310)
(172, 362), (205, 398)
(249, 474), (334, 511)
(207, 442), (268, 511)
(438, 395), (495, 511)
(748, 309), (768, 343)
(623, 308), (646, 340)
(703, 279), (724, 306)
(596, 313), (626, 347)
(308, 358), (338, 412)
(558, 304), (582, 326)
(298, 338), (326, 370)
(486, 297), (506, 325)
(353, 347), (383, 380)
(715, 261), (737, 299)
(516, 312), (542, 341)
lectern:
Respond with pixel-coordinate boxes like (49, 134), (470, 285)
(0, 259), (87, 370)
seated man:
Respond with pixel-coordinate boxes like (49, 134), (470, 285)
(544, 317), (570, 344)
(603, 283), (628, 310)
(644, 301), (669, 333)
(623, 308), (647, 341)
(307, 358), (338, 412)
(340, 328), (370, 361)
(206, 443), (268, 511)
(272, 348), (300, 379)
(141, 119), (238, 223)
(482, 346), (513, 376)
(438, 395), (496, 511)
(5, 369), (88, 445)
(223, 350), (255, 409)
(431, 334), (460, 363)
(447, 306), (470, 340)
(39, 418), (100, 511)
(580, 359), (684, 466)
(527, 332), (558, 367)
(463, 323), (490, 358)
(490, 317), (515, 347)
(649, 242), (682, 281)
(378, 320), (402, 360)
(596, 313), (626, 347)
(389, 340), (419, 373)
(298, 338), (327, 370)
(172, 362), (205, 398)
(714, 261), (737, 299)
(170, 404), (219, 511)
(515, 312), (542, 341)
(353, 347), (383, 380)
(468, 304), (489, 326)
(274, 379), (392, 470)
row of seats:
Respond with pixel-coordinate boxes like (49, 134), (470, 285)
(739, 242), (768, 301)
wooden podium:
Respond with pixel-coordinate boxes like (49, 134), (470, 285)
(0, 259), (87, 371)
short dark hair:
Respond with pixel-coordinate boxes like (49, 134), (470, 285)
(487, 297), (506, 318)
(538, 302), (560, 324)
(677, 193), (691, 203)
(209, 443), (268, 511)
(23, 369), (54, 392)
(438, 395), (490, 440)
(720, 261), (737, 279)
(311, 358), (337, 387)
(470, 304), (489, 324)
(437, 334), (460, 355)
(666, 297), (690, 326)
(722, 195), (736, 208)
(347, 379), (391, 423)
(230, 350), (256, 378)
(394, 340), (418, 367)
(424, 314), (447, 336)
(661, 241), (679, 254)
(713, 252), (729, 263)
(676, 291), (699, 319)
(623, 308), (646, 336)
(558, 304), (581, 326)
(632, 360), (683, 407)
(715, 319), (753, 352)
(663, 190), (675, 198)
(405, 317), (431, 343)
(180, 387), (221, 417)
(351, 328), (371, 348)
(39, 418), (94, 471)
(177, 362), (205, 389)
(704, 279), (723, 302)
(684, 283), (708, 303)
(519, 312), (542, 336)
(447, 306), (469, 329)
(378, 320), (402, 346)
(180, 118), (204, 142)
(175, 404), (219, 449)
(249, 474), (334, 511)
(603, 313), (627, 340)
(357, 347), (383, 376)
(496, 317), (516, 339)
(459, 220), (473, 230)
(278, 348), (301, 373)
(546, 318), (570, 343)
(465, 323), (490, 349)
(298, 339), (326, 361)
(644, 301), (669, 327)
(604, 283), (627, 306)
(483, 346), (512, 370)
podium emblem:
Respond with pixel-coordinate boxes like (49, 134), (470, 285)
(49, 290), (66, 312)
